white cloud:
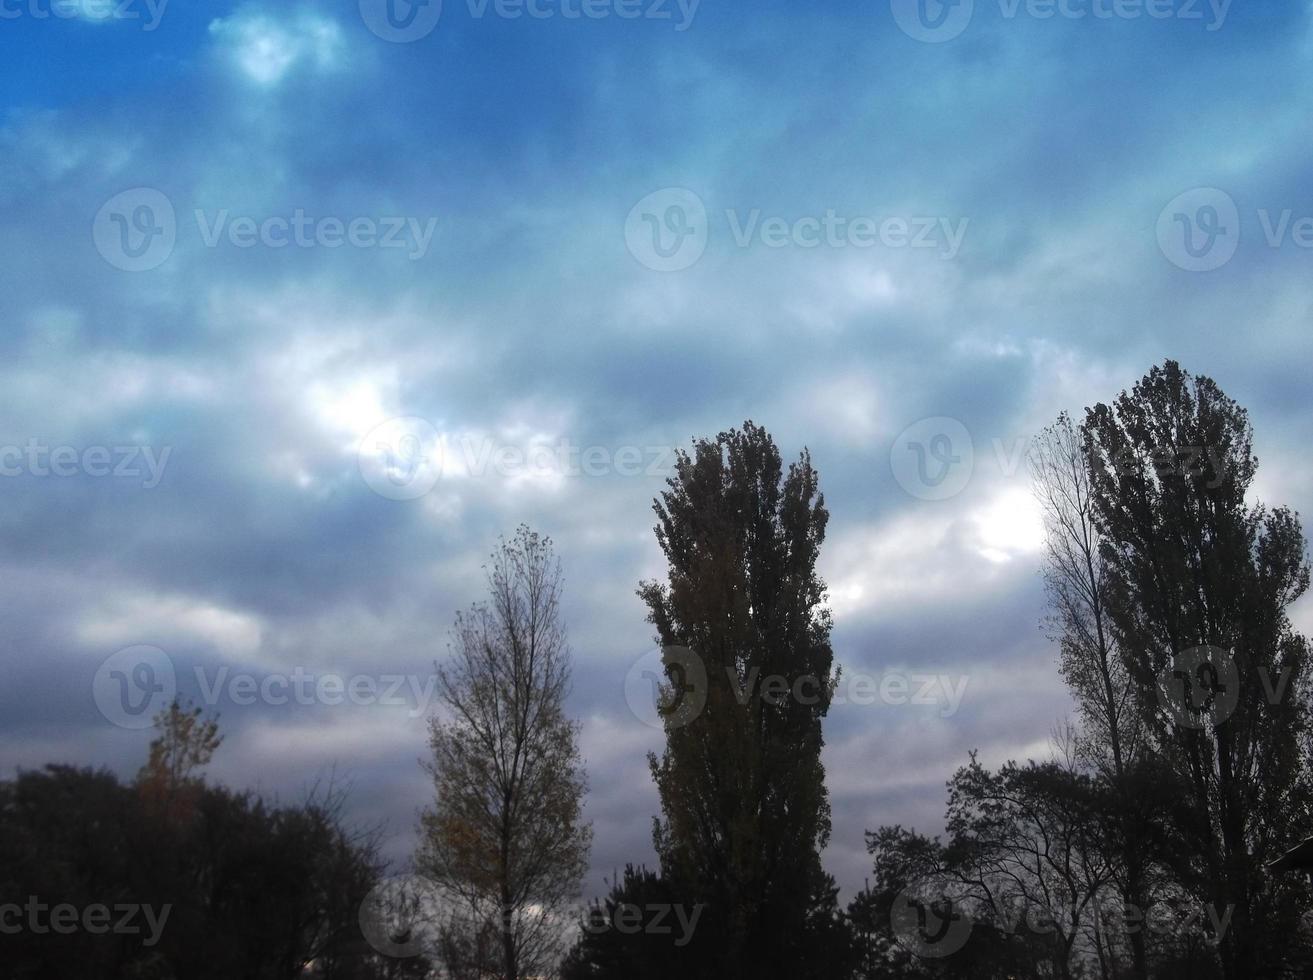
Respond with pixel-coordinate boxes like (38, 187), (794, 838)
(209, 8), (346, 87)
(823, 487), (1043, 622)
(78, 592), (265, 661)
(824, 512), (965, 620)
(780, 371), (883, 450)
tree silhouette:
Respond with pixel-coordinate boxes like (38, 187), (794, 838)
(417, 525), (592, 980)
(1084, 360), (1313, 977)
(1031, 412), (1153, 978)
(637, 421), (847, 979)
(0, 765), (400, 978)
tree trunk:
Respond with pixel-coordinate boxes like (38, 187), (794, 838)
(501, 898), (517, 980)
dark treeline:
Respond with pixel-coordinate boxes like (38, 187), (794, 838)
(5, 360), (1312, 979)
(0, 701), (423, 979)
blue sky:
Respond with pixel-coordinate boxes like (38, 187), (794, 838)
(2, 0), (1312, 902)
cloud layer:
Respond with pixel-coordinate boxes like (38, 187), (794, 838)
(1, 0), (1311, 901)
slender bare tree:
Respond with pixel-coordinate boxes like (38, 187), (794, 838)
(1031, 413), (1142, 778)
(1030, 412), (1150, 979)
(417, 526), (592, 980)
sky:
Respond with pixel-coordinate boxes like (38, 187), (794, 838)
(2, 0), (1312, 905)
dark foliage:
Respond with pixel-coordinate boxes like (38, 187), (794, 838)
(635, 421), (853, 980)
(0, 764), (411, 980)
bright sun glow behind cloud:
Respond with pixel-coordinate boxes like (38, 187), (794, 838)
(309, 377), (392, 445)
(973, 486), (1046, 563)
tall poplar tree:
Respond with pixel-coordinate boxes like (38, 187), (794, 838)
(1083, 361), (1312, 978)
(637, 421), (843, 979)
